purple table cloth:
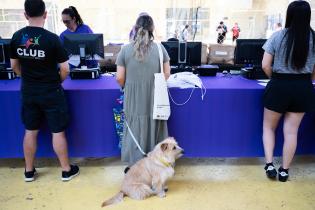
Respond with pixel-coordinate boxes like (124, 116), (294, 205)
(1, 74), (314, 158)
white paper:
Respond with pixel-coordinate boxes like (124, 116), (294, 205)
(68, 55), (80, 67)
(102, 72), (115, 77)
(215, 51), (228, 56)
(258, 82), (268, 87)
(92, 54), (103, 60)
(257, 79), (270, 83)
(105, 53), (114, 57)
(68, 54), (103, 67)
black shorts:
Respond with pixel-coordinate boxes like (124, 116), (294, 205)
(21, 85), (69, 133)
(263, 73), (315, 113)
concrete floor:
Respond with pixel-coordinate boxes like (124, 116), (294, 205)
(0, 156), (315, 210)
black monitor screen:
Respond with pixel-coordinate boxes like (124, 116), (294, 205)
(234, 39), (267, 67)
(0, 39), (11, 68)
(161, 41), (202, 66)
(63, 33), (104, 59)
(162, 41), (177, 66)
(0, 44), (4, 64)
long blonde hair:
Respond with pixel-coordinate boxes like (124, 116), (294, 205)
(133, 15), (154, 61)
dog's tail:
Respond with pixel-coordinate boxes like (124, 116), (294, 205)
(101, 191), (124, 207)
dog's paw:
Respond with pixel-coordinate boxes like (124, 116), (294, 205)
(157, 191), (166, 198)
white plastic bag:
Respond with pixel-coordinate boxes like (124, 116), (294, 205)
(167, 72), (203, 89)
(167, 72), (206, 105)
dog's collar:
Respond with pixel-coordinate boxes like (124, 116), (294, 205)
(158, 157), (174, 168)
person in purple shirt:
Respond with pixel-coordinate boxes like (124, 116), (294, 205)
(60, 6), (93, 42)
(60, 6), (97, 68)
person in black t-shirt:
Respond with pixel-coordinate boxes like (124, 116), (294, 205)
(216, 21), (227, 44)
(10, 0), (79, 182)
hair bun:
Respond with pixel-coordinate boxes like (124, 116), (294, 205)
(69, 6), (76, 11)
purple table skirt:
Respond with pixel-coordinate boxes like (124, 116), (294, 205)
(1, 74), (315, 158)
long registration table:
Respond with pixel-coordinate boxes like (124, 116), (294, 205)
(1, 74), (315, 158)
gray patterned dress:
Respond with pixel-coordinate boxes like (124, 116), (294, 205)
(116, 42), (170, 165)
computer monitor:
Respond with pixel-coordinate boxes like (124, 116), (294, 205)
(63, 33), (104, 67)
(0, 39), (11, 69)
(161, 41), (202, 67)
(234, 39), (267, 67)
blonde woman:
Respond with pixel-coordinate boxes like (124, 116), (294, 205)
(116, 15), (171, 171)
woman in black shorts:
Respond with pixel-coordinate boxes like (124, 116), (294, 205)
(262, 0), (315, 182)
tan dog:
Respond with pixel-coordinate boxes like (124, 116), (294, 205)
(102, 137), (183, 207)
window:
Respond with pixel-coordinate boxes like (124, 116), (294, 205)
(0, 2), (58, 38)
(166, 8), (210, 41)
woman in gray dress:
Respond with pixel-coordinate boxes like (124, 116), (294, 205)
(116, 15), (171, 168)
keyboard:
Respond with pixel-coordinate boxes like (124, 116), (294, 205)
(73, 67), (100, 71)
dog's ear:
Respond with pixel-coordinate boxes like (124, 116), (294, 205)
(160, 143), (168, 152)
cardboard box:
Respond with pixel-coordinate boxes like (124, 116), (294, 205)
(99, 44), (122, 66)
(201, 43), (208, 64)
(208, 44), (235, 65)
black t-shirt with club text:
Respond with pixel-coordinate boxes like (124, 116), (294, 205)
(10, 26), (68, 88)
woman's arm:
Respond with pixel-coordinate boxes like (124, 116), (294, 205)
(262, 52), (273, 78)
(163, 61), (171, 80)
(116, 65), (126, 87)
